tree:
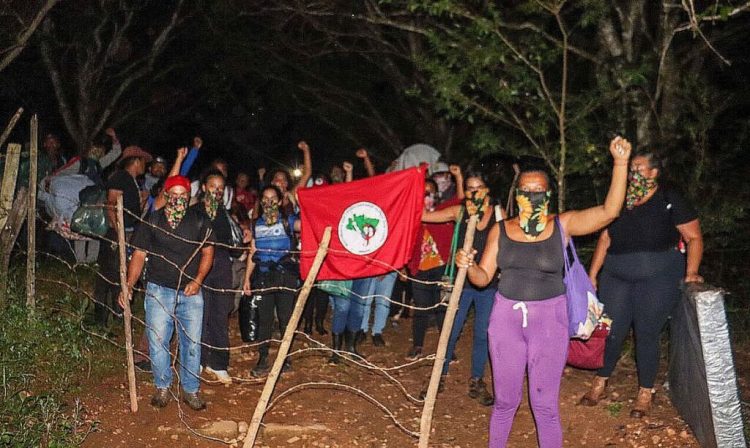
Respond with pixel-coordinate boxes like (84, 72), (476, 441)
(37, 0), (187, 154)
(0, 0), (59, 72)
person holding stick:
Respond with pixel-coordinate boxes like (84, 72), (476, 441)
(120, 175), (215, 410)
(456, 136), (631, 447)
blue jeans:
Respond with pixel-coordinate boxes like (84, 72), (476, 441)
(145, 282), (204, 393)
(442, 284), (495, 379)
(330, 293), (365, 334)
(360, 272), (397, 335)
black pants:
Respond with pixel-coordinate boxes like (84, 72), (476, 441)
(412, 267), (445, 348)
(597, 250), (685, 388)
(201, 288), (234, 370)
(303, 287), (329, 329)
(93, 229), (124, 326)
(254, 269), (298, 356)
(389, 276), (413, 318)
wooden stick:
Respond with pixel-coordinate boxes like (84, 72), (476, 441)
(505, 163), (521, 218)
(0, 107), (23, 151)
(26, 115), (38, 309)
(0, 188), (27, 308)
(116, 195), (138, 413)
(243, 226), (332, 448)
(0, 143), (22, 231)
(418, 215), (478, 448)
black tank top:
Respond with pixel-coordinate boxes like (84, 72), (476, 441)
(497, 220), (565, 301)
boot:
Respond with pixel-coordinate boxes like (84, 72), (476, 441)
(329, 333), (344, 364)
(251, 352), (269, 378)
(344, 330), (364, 358)
(303, 320), (313, 335)
(579, 376), (608, 406)
(468, 377), (494, 406)
(315, 317), (328, 335)
(630, 387), (654, 418)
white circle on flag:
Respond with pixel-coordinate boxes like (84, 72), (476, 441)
(338, 202), (389, 255)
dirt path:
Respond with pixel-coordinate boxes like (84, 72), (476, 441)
(79, 314), (699, 447)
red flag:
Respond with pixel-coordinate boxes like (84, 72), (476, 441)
(297, 167), (425, 280)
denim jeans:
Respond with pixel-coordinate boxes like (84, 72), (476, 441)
(442, 284), (495, 378)
(360, 272), (397, 335)
(330, 293), (365, 334)
(145, 282), (204, 394)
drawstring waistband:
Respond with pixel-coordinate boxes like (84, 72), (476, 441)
(512, 302), (528, 328)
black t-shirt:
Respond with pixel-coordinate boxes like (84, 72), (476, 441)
(197, 206), (234, 288)
(106, 170), (141, 229)
(608, 188), (697, 255)
(131, 205), (216, 290)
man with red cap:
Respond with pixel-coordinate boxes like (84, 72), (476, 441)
(120, 175), (215, 411)
(93, 145), (152, 328)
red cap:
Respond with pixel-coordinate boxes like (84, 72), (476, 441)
(163, 175), (191, 193)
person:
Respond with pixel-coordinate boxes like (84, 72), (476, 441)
(422, 170), (502, 406)
(144, 156), (168, 192)
(580, 150), (704, 418)
(233, 171), (257, 219)
(456, 136), (631, 447)
(327, 279), (365, 364)
(242, 185), (302, 377)
(120, 175), (214, 410)
(145, 136), (201, 213)
(190, 155), (233, 208)
(405, 177), (461, 361)
(93, 145), (151, 328)
(197, 169), (236, 384)
(258, 140), (312, 215)
(431, 162), (465, 205)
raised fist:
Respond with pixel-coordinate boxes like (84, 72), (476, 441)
(356, 148), (368, 159)
(298, 141), (310, 152)
(193, 136), (203, 149)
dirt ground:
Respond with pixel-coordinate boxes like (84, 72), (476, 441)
(78, 312), (703, 448)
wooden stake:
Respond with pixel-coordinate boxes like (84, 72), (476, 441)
(418, 215), (478, 448)
(0, 188), (27, 308)
(0, 107), (23, 151)
(116, 195), (138, 413)
(243, 226), (332, 448)
(26, 116), (38, 309)
(0, 143), (22, 231)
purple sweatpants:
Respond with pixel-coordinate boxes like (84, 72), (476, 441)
(488, 293), (568, 448)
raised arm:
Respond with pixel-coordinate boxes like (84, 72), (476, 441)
(450, 165), (465, 200)
(456, 222), (500, 288)
(587, 230), (611, 290)
(422, 204), (461, 223)
(356, 148), (376, 177)
(99, 127), (122, 169)
(342, 161), (354, 182)
(561, 136), (631, 237)
(294, 140), (312, 190)
(153, 147), (188, 210)
(179, 136), (201, 177)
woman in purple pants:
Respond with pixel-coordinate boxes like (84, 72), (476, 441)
(456, 136), (631, 447)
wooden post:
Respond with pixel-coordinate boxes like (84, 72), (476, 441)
(418, 215), (478, 448)
(26, 115), (38, 309)
(0, 143), (22, 231)
(116, 196), (138, 413)
(0, 188), (27, 308)
(243, 226), (332, 448)
(0, 107), (23, 150)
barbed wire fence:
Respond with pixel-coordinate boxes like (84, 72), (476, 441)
(7, 183), (478, 447)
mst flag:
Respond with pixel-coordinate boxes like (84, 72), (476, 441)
(297, 167), (425, 280)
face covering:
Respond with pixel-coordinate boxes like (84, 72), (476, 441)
(262, 200), (280, 226)
(625, 171), (657, 209)
(516, 190), (551, 237)
(433, 175), (452, 194)
(465, 188), (489, 219)
(204, 188), (223, 220)
(424, 192), (436, 212)
(165, 194), (189, 229)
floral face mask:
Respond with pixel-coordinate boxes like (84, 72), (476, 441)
(465, 188), (489, 219)
(204, 188), (223, 220)
(164, 193), (189, 229)
(516, 190), (551, 237)
(262, 199), (280, 226)
(625, 171), (657, 209)
(424, 192), (436, 212)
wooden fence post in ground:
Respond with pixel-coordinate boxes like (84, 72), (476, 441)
(116, 196), (138, 413)
(26, 115), (38, 309)
(243, 226), (332, 448)
(0, 107), (23, 150)
(418, 215), (478, 448)
(0, 143), (23, 308)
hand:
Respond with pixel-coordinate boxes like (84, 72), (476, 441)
(242, 228), (252, 244)
(589, 275), (598, 291)
(455, 248), (477, 269)
(105, 127), (117, 139)
(257, 167), (266, 180)
(342, 161), (353, 173)
(176, 146), (188, 161)
(184, 281), (201, 296)
(684, 273), (704, 283)
(243, 280), (252, 295)
(297, 140), (310, 152)
(356, 148), (368, 159)
(193, 136), (203, 149)
(449, 164), (462, 178)
(398, 268), (408, 282)
(117, 288), (132, 309)
(609, 136), (632, 162)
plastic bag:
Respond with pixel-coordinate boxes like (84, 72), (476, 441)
(70, 188), (107, 237)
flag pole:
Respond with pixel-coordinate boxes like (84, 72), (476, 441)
(418, 214), (478, 448)
(244, 226), (332, 447)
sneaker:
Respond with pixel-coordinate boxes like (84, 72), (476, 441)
(372, 334), (386, 347)
(205, 366), (232, 384)
(135, 360), (151, 373)
(468, 377), (494, 406)
(405, 346), (423, 361)
(182, 391), (206, 411)
(150, 388), (170, 408)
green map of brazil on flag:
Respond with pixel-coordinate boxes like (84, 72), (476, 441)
(297, 167), (425, 280)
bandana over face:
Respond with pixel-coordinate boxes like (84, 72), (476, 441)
(262, 199), (280, 226)
(516, 190), (551, 237)
(465, 188), (489, 219)
(165, 194), (189, 229)
(204, 188), (223, 220)
(625, 171), (657, 210)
